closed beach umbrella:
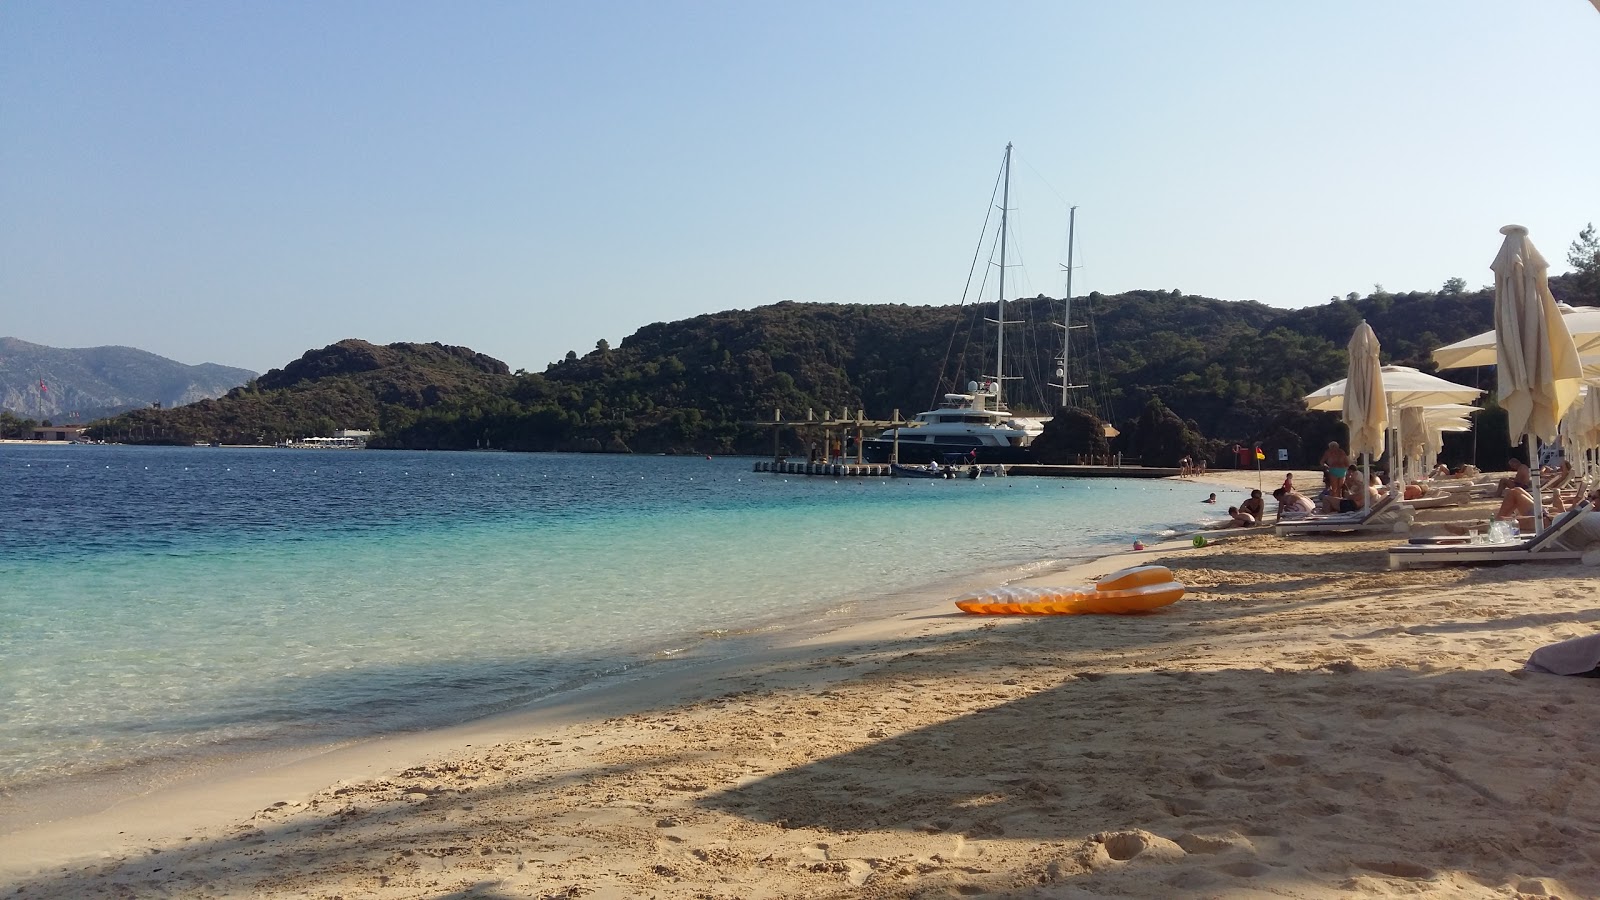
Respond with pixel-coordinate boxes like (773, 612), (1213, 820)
(1492, 224), (1584, 531)
(1399, 407), (1472, 482)
(1432, 306), (1600, 370)
(1564, 385), (1600, 478)
(1343, 322), (1386, 485)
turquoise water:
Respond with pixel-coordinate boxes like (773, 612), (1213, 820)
(0, 445), (1216, 788)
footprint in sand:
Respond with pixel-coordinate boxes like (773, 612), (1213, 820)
(1095, 830), (1187, 864)
(1356, 859), (1437, 879)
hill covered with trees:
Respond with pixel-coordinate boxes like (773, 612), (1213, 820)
(82, 242), (1598, 467)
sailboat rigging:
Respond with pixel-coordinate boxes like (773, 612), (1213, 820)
(861, 144), (1044, 466)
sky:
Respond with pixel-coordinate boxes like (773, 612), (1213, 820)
(2, 1), (1597, 376)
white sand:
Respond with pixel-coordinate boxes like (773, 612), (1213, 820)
(4, 480), (1599, 898)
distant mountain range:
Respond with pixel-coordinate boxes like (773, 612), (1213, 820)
(0, 338), (256, 421)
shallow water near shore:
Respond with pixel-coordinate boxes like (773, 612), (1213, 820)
(0, 445), (1217, 790)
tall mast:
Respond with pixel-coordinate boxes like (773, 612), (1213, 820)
(994, 143), (1012, 409)
(1061, 206), (1076, 408)
(1053, 206), (1085, 409)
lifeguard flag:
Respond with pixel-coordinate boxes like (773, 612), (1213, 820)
(1254, 448), (1265, 460)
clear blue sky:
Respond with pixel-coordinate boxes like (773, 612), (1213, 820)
(3, 1), (1597, 375)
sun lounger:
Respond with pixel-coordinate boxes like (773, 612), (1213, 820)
(1387, 499), (1598, 570)
(1274, 492), (1412, 537)
(1402, 494), (1464, 511)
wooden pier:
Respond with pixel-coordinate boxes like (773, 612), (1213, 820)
(752, 460), (1180, 479)
(753, 460), (892, 477)
(1005, 464), (1180, 479)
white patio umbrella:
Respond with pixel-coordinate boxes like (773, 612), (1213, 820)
(1491, 224), (1584, 532)
(1304, 366), (1485, 412)
(1432, 306), (1600, 370)
(1343, 322), (1386, 491)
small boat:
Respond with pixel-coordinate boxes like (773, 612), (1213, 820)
(890, 462), (958, 479)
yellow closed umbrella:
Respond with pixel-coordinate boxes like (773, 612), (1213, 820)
(1492, 225), (1584, 531)
(1344, 321), (1386, 487)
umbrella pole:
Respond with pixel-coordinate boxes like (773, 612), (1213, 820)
(1395, 415), (1404, 486)
(1530, 438), (1544, 534)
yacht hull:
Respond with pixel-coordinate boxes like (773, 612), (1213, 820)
(861, 438), (1033, 465)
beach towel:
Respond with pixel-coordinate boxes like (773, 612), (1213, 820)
(1526, 633), (1600, 676)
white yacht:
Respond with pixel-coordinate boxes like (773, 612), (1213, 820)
(862, 380), (1041, 464)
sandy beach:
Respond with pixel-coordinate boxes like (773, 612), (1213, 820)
(4, 470), (1599, 898)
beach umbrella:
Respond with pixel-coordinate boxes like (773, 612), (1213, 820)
(1303, 366), (1485, 412)
(1432, 306), (1600, 370)
(1491, 225), (1584, 532)
(1307, 363), (1483, 485)
(1343, 322), (1386, 489)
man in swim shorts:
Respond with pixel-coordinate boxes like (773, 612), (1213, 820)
(1321, 441), (1350, 499)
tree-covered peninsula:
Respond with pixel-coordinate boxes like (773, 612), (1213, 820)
(87, 261), (1598, 467)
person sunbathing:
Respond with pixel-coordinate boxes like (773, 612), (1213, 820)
(1335, 470), (1373, 513)
(1540, 459), (1573, 499)
(1225, 506), (1258, 527)
(1492, 486), (1553, 533)
(1272, 487), (1315, 519)
(1496, 457), (1532, 497)
(1444, 487), (1595, 537)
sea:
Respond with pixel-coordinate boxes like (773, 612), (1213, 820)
(0, 444), (1223, 795)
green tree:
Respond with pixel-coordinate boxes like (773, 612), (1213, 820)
(1566, 222), (1599, 305)
(1440, 277), (1466, 295)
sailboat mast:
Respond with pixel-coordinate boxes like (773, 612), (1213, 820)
(995, 142), (1012, 410)
(1060, 205), (1076, 409)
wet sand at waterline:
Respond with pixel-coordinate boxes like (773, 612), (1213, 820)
(4, 475), (1599, 898)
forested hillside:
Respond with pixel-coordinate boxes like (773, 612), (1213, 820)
(79, 261), (1597, 465)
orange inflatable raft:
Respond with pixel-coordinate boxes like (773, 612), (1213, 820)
(954, 564), (1185, 615)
